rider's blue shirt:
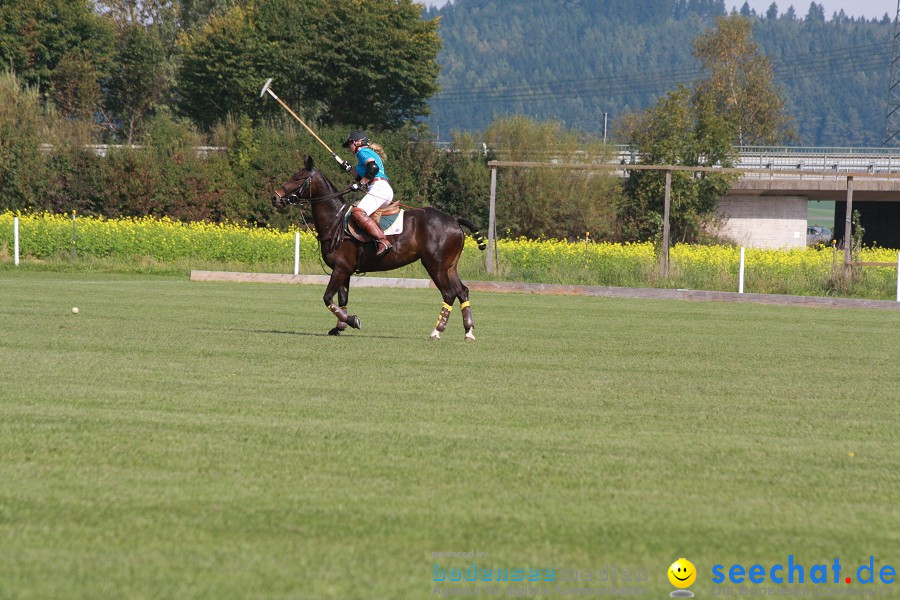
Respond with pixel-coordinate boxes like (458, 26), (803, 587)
(355, 147), (388, 182)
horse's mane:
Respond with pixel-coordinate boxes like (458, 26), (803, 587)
(304, 159), (349, 253)
(310, 164), (339, 193)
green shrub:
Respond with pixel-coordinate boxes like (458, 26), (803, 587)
(0, 71), (49, 211)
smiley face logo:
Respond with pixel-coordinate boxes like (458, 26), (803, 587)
(668, 558), (696, 588)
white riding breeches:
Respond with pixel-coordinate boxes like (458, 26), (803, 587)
(357, 179), (394, 215)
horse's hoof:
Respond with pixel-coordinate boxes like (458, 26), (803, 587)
(464, 329), (476, 342)
(328, 327), (342, 336)
(347, 315), (361, 330)
(430, 329), (441, 340)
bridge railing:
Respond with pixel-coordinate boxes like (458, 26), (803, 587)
(611, 145), (900, 178)
(735, 146), (900, 176)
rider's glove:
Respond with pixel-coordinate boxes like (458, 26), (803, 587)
(350, 182), (363, 192)
(341, 161), (353, 172)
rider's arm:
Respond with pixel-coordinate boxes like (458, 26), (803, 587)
(360, 160), (379, 185)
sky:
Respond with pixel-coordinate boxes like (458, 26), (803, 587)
(416, 0), (897, 21)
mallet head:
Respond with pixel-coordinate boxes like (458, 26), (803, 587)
(260, 77), (274, 98)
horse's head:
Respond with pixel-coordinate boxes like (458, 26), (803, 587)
(272, 155), (317, 208)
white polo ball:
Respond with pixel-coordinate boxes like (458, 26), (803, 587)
(71, 307), (79, 314)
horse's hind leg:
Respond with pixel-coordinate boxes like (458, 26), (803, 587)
(458, 287), (475, 342)
(452, 270), (476, 342)
(425, 266), (474, 341)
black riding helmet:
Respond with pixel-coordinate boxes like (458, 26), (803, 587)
(341, 130), (369, 148)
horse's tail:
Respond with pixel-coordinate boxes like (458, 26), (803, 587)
(457, 218), (487, 250)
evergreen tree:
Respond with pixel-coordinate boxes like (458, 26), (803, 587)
(804, 2), (825, 23)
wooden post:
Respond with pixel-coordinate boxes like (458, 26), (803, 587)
(843, 175), (854, 277)
(660, 170), (672, 277)
(487, 167), (497, 275)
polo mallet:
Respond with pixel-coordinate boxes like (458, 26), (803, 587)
(260, 78), (352, 171)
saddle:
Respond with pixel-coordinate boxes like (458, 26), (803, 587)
(344, 203), (403, 244)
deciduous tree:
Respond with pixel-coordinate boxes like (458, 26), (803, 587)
(618, 85), (737, 243)
(692, 15), (794, 146)
(104, 24), (170, 142)
(176, 0), (440, 130)
(618, 16), (792, 243)
(176, 5), (265, 129)
(49, 51), (103, 119)
(484, 115), (618, 239)
(178, 0), (237, 31)
(0, 0), (113, 103)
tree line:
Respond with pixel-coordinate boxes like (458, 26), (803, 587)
(427, 0), (895, 147)
(0, 0), (439, 143)
(0, 66), (616, 241)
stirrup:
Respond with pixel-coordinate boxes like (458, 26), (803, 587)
(375, 240), (393, 256)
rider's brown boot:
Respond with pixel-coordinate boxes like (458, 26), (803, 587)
(351, 207), (392, 256)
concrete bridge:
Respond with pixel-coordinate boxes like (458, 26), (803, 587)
(623, 146), (900, 249)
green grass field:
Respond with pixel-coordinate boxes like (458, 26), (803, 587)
(2, 271), (899, 599)
(808, 201), (835, 229)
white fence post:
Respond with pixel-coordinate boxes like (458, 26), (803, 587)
(739, 247), (745, 294)
(14, 216), (19, 266)
(294, 232), (300, 276)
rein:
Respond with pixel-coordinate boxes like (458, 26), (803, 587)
(282, 172), (352, 205)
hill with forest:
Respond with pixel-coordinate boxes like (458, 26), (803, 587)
(423, 0), (895, 147)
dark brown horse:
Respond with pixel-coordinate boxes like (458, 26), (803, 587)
(273, 155), (485, 340)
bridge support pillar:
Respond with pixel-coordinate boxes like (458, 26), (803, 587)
(716, 195), (808, 249)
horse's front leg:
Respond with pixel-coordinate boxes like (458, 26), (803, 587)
(324, 270), (360, 335)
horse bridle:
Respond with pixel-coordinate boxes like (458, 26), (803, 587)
(276, 168), (354, 205)
(276, 170), (315, 205)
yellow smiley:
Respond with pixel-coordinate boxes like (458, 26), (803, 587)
(668, 558), (697, 588)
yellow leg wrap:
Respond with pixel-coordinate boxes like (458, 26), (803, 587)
(460, 301), (470, 309)
(435, 303), (453, 331)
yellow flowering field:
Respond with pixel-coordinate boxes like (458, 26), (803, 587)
(0, 211), (318, 264)
(484, 237), (657, 285)
(2, 211), (898, 298)
(486, 236), (898, 298)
